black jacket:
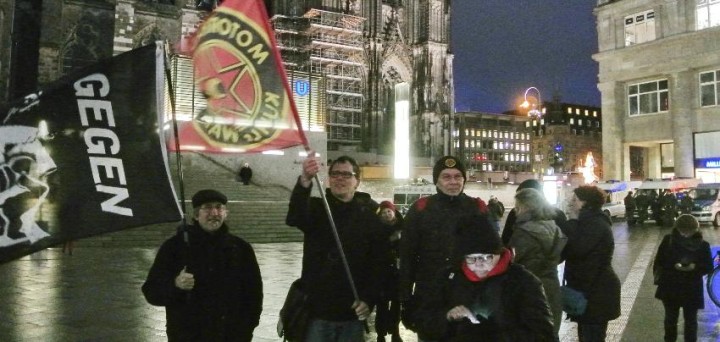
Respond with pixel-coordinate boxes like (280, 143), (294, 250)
(399, 192), (490, 303)
(561, 208), (621, 323)
(142, 222), (263, 341)
(654, 229), (712, 308)
(412, 260), (555, 341)
(286, 179), (387, 321)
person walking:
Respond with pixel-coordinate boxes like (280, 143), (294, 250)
(487, 195), (505, 233)
(141, 189), (263, 341)
(653, 214), (712, 342)
(286, 154), (387, 342)
(398, 155), (490, 341)
(375, 200), (404, 342)
(563, 185), (621, 342)
(239, 162), (253, 185)
(502, 179), (567, 246)
(411, 214), (555, 341)
(624, 191), (637, 224)
(508, 188), (567, 339)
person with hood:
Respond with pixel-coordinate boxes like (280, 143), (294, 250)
(562, 185), (621, 341)
(501, 179), (567, 246)
(412, 214), (555, 341)
(398, 156), (490, 340)
(142, 189), (263, 341)
(653, 214), (712, 342)
(508, 188), (567, 338)
(375, 200), (404, 342)
(286, 154), (387, 342)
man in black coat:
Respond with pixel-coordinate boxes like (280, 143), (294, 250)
(398, 156), (491, 340)
(286, 154), (387, 342)
(142, 189), (263, 341)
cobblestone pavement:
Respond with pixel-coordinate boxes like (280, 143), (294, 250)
(2, 221), (720, 341)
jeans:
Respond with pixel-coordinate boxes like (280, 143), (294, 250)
(663, 301), (698, 342)
(305, 318), (365, 342)
(577, 321), (608, 342)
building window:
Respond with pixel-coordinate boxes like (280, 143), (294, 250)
(700, 69), (720, 107)
(567, 107), (573, 114)
(625, 10), (656, 46)
(697, 0), (720, 30)
(628, 79), (669, 116)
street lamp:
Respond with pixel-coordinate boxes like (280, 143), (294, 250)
(520, 87), (543, 118)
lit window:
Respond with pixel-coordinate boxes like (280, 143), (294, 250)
(697, 0), (720, 30)
(625, 10), (656, 46)
(575, 108), (580, 115)
(584, 110), (589, 116)
(593, 111), (597, 117)
(464, 129), (469, 136)
(570, 118), (575, 125)
(700, 69), (720, 107)
(567, 107), (572, 114)
(628, 79), (669, 116)
(493, 141), (498, 149)
(578, 119), (583, 125)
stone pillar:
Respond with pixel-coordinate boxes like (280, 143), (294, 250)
(599, 81), (623, 180)
(648, 146), (662, 179)
(671, 70), (695, 178)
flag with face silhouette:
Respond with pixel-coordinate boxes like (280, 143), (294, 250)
(168, 0), (309, 153)
(0, 43), (182, 264)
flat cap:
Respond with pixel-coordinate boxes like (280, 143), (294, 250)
(191, 189), (228, 208)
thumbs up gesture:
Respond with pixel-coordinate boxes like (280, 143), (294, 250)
(174, 266), (195, 291)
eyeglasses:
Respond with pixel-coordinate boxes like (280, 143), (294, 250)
(465, 254), (494, 264)
(199, 204), (226, 212)
(329, 171), (356, 179)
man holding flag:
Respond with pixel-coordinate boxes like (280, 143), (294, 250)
(286, 155), (388, 341)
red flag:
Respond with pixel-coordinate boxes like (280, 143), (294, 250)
(171, 0), (309, 153)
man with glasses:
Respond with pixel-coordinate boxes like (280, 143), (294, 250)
(286, 154), (387, 342)
(399, 155), (491, 341)
(142, 189), (263, 342)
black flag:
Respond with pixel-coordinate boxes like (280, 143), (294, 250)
(0, 43), (182, 264)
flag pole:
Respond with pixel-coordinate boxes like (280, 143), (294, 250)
(160, 41), (190, 242)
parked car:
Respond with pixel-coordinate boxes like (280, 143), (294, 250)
(690, 183), (720, 227)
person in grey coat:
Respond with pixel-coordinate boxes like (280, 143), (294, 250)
(563, 185), (621, 342)
(508, 188), (567, 339)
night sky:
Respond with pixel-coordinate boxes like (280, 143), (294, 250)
(451, 0), (601, 113)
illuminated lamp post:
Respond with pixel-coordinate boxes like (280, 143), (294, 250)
(520, 86), (543, 118)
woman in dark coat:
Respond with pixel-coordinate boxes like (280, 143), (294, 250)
(653, 214), (712, 342)
(562, 185), (621, 341)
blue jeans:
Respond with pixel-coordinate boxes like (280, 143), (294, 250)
(304, 319), (365, 342)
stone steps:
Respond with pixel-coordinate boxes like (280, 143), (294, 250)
(77, 153), (303, 248)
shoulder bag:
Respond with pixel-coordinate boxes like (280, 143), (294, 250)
(277, 278), (311, 342)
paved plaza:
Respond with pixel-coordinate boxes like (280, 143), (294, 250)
(2, 221), (720, 341)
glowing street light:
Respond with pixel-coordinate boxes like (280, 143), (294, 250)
(520, 87), (543, 118)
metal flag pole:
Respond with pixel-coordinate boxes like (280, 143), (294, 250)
(160, 41), (190, 241)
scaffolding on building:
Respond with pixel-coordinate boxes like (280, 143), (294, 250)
(273, 8), (367, 149)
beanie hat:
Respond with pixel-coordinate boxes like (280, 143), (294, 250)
(379, 200), (396, 211)
(433, 156), (467, 184)
(455, 214), (503, 257)
(192, 189), (228, 208)
(517, 179), (542, 192)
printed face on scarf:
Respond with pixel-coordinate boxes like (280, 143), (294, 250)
(328, 161), (358, 202)
(195, 201), (227, 233)
(436, 168), (464, 196)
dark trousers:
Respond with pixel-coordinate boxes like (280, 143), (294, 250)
(663, 301), (698, 342)
(578, 321), (608, 342)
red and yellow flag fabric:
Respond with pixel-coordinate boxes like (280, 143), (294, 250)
(171, 0), (308, 153)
